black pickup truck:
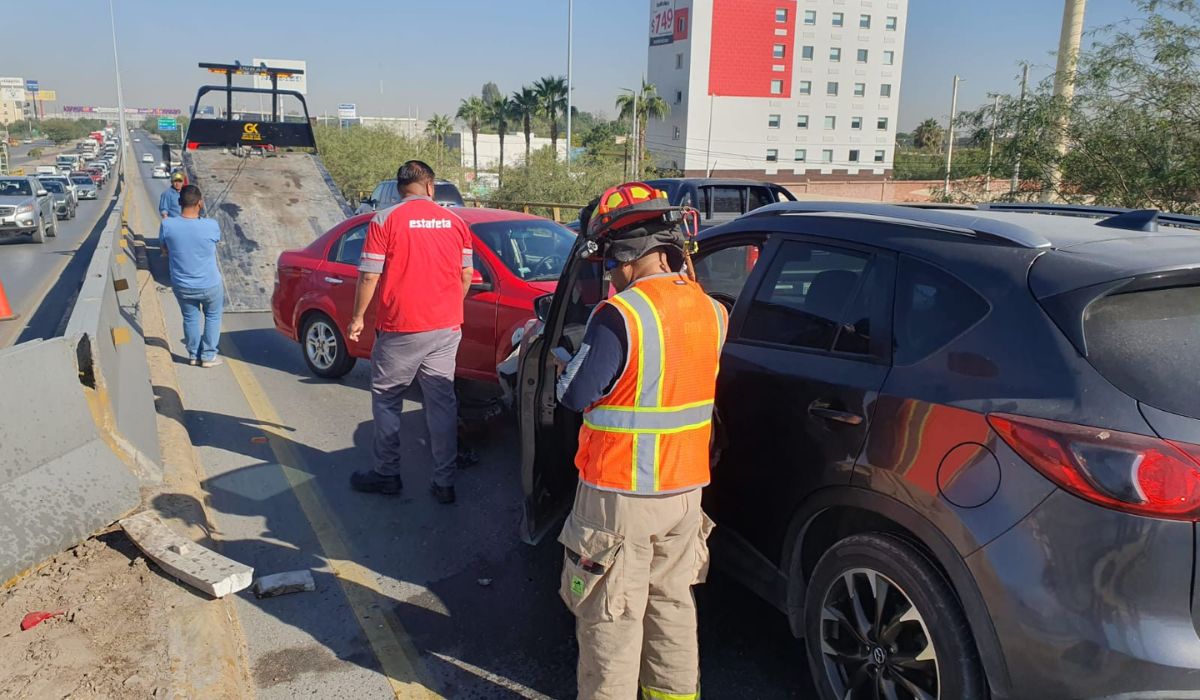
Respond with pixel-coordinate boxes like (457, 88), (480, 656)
(565, 178), (796, 231)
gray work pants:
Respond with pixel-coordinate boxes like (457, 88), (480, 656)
(371, 327), (461, 487)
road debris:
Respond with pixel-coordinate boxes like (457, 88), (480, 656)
(19, 611), (64, 631)
(252, 570), (315, 598)
(119, 511), (252, 598)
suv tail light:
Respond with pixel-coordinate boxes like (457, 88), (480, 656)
(988, 413), (1200, 521)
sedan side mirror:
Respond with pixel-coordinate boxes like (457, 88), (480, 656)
(534, 293), (553, 322)
(36, 189), (48, 197)
(469, 269), (493, 293)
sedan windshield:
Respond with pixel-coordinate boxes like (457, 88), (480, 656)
(72, 177), (93, 186)
(0, 179), (32, 196)
(470, 220), (576, 282)
(41, 181), (65, 193)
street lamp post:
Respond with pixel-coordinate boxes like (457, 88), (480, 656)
(619, 87), (639, 180)
(107, 0), (127, 150)
(565, 0), (573, 168)
(943, 75), (962, 196)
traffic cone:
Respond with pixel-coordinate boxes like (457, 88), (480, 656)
(0, 276), (18, 322)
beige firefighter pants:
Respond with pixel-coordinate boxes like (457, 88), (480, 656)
(559, 481), (715, 700)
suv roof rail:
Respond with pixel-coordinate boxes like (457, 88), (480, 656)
(741, 201), (1052, 248)
(1097, 209), (1159, 232)
(980, 202), (1200, 233)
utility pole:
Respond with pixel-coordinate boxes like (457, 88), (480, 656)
(565, 0), (574, 168)
(1010, 64), (1030, 197)
(705, 93), (715, 176)
(107, 0), (128, 146)
(1042, 0), (1087, 202)
(943, 75), (961, 196)
(632, 86), (640, 179)
(985, 94), (1000, 194)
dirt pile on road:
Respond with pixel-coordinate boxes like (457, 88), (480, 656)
(0, 533), (172, 699)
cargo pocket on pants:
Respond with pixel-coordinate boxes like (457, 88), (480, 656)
(558, 515), (625, 621)
(692, 511), (716, 585)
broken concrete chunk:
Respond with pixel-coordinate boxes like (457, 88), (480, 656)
(252, 570), (315, 598)
(119, 511), (252, 598)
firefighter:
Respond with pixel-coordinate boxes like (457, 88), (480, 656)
(555, 183), (728, 700)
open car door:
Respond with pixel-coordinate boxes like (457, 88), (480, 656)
(517, 237), (608, 544)
(184, 62), (317, 151)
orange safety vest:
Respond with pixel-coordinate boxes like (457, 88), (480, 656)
(575, 272), (728, 494)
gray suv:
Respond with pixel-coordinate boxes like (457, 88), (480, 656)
(516, 201), (1200, 699)
(0, 177), (56, 243)
(38, 178), (76, 220)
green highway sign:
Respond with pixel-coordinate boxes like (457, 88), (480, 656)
(158, 117), (178, 131)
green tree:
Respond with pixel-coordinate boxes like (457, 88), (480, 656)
(615, 80), (670, 172)
(489, 146), (627, 214)
(533, 75), (568, 158)
(486, 96), (513, 184)
(314, 124), (464, 204)
(456, 96), (487, 180)
(424, 114), (453, 148)
(912, 118), (944, 152)
(511, 86), (540, 163)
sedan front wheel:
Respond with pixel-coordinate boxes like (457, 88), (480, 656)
(301, 312), (355, 379)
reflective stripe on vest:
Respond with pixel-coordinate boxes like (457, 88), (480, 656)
(578, 274), (726, 494)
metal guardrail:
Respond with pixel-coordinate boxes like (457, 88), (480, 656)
(0, 166), (162, 585)
(462, 198), (585, 224)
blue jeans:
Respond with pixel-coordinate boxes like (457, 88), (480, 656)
(174, 285), (224, 361)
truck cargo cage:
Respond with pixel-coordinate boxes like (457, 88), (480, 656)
(184, 62), (317, 151)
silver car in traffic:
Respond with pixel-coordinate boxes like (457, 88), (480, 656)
(0, 177), (56, 243)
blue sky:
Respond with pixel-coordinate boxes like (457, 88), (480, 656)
(4, 0), (1147, 131)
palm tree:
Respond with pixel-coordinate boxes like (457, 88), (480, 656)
(511, 86), (540, 164)
(533, 75), (568, 159)
(456, 96), (487, 180)
(424, 113), (452, 148)
(615, 80), (671, 176)
(913, 118), (944, 152)
(486, 96), (513, 184)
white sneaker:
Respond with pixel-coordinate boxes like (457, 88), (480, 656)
(201, 358), (223, 368)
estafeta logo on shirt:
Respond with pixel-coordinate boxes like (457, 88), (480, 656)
(410, 218), (453, 229)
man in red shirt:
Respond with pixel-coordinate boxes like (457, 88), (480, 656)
(347, 160), (474, 504)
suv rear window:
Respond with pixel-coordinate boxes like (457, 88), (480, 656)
(1084, 285), (1200, 419)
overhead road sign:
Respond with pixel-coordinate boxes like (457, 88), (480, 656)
(158, 117), (178, 131)
(252, 58), (307, 95)
(337, 103), (357, 119)
(25, 80), (38, 93)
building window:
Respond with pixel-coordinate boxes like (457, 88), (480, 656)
(884, 51), (895, 65)
(849, 149), (860, 162)
(851, 116), (862, 130)
(766, 149), (779, 162)
(673, 126), (681, 140)
(860, 14), (871, 29)
(886, 16), (898, 30)
(804, 10), (817, 25)
(775, 8), (788, 23)
(773, 44), (786, 59)
(795, 149), (807, 162)
(832, 12), (844, 27)
(771, 79), (784, 95)
(802, 45), (814, 60)
(797, 114), (809, 128)
(824, 115), (836, 129)
(768, 114), (781, 128)
(822, 149), (834, 163)
(830, 47), (842, 62)
(675, 53), (683, 69)
(874, 149), (886, 163)
(880, 83), (892, 98)
(877, 117), (890, 130)
(857, 49), (869, 63)
(674, 90), (683, 104)
(799, 81), (812, 95)
(853, 83), (866, 97)
(826, 81), (839, 96)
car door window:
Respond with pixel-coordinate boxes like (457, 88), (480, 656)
(370, 183), (385, 205)
(472, 252), (493, 286)
(746, 187), (775, 211)
(740, 240), (872, 351)
(893, 256), (990, 365)
(708, 187), (743, 214)
(329, 223), (368, 265)
(694, 243), (762, 304)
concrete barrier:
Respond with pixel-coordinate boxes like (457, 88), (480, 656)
(0, 336), (140, 584)
(64, 180), (162, 482)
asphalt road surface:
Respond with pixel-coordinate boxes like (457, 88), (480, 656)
(134, 148), (816, 698)
(0, 165), (120, 347)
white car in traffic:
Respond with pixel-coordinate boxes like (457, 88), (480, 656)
(152, 165), (168, 179)
(141, 153), (153, 163)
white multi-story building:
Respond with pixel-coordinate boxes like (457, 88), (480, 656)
(646, 0), (907, 180)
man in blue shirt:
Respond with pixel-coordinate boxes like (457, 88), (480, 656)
(160, 184), (224, 367)
(159, 172), (184, 218)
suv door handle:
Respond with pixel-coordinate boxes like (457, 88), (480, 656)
(808, 401), (864, 426)
(323, 276), (344, 285)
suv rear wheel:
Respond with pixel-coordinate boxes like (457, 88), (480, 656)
(31, 218), (46, 244)
(804, 533), (986, 700)
(301, 312), (355, 379)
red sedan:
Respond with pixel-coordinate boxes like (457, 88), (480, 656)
(271, 207), (574, 384)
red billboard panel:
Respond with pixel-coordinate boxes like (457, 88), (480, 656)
(708, 0), (795, 98)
